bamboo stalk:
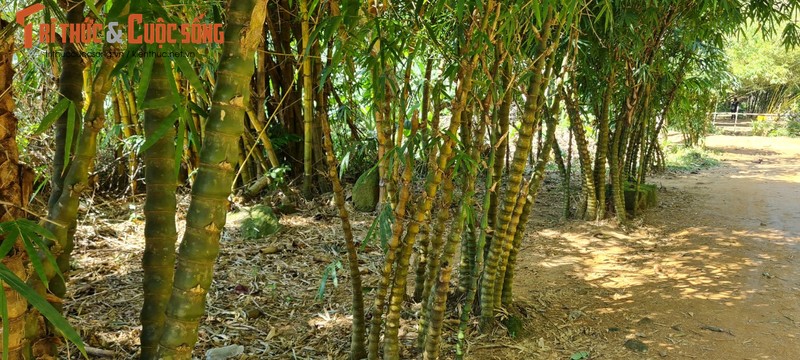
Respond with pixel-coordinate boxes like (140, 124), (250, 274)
(157, 1), (267, 357)
(140, 57), (178, 360)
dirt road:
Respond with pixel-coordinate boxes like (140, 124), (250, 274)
(480, 135), (800, 359)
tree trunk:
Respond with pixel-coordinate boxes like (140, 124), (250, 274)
(140, 56), (179, 360)
(156, 1), (267, 357)
(0, 20), (36, 359)
(301, 0), (314, 199)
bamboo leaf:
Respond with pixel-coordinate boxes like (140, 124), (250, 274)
(136, 49), (157, 110)
(187, 100), (208, 117)
(0, 264), (88, 358)
(138, 109), (179, 155)
(18, 220), (64, 284)
(64, 102), (76, 172)
(142, 95), (178, 110)
(34, 98), (71, 135)
(85, 0), (101, 20)
(111, 44), (143, 77)
(0, 224), (18, 258)
(175, 109), (186, 177)
(173, 53), (209, 103)
(1, 285), (8, 360)
(19, 230), (49, 288)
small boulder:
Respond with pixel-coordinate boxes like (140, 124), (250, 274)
(352, 169), (379, 212)
(624, 339), (648, 353)
(206, 345), (244, 360)
(240, 205), (281, 240)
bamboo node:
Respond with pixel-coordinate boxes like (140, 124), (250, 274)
(205, 222), (221, 233)
(188, 284), (205, 295)
(219, 161), (234, 171)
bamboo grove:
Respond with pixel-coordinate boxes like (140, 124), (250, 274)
(1, 0), (800, 359)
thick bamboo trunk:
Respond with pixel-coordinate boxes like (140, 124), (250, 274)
(156, 1), (267, 357)
(592, 68), (616, 220)
(0, 21), (35, 359)
(564, 88), (597, 220)
(500, 106), (558, 306)
(48, 1), (86, 212)
(140, 57), (178, 360)
(481, 15), (555, 328)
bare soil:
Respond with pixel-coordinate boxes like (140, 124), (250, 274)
(64, 135), (800, 359)
(477, 135), (800, 359)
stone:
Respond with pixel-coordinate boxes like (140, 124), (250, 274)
(622, 182), (658, 212)
(352, 169), (379, 212)
(504, 315), (524, 338)
(206, 345), (244, 360)
(624, 339), (648, 353)
(240, 205), (281, 240)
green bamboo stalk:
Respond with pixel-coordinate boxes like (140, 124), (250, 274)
(45, 0), (86, 307)
(423, 111), (484, 360)
(592, 67), (616, 221)
(383, 4), (498, 355)
(156, 1), (266, 357)
(42, 43), (120, 280)
(564, 87), (597, 220)
(140, 56), (178, 360)
(320, 103), (368, 360)
(48, 1), (86, 212)
(481, 11), (563, 326)
(480, 58), (547, 330)
(500, 109), (558, 306)
(383, 59), (477, 360)
(489, 60), (512, 233)
(456, 115), (497, 360)
(415, 171), (455, 349)
(301, 0), (314, 199)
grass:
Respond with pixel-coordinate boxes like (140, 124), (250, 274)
(664, 145), (720, 172)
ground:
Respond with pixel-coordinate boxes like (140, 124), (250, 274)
(64, 135), (800, 359)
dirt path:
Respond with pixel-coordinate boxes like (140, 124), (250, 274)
(480, 135), (800, 359)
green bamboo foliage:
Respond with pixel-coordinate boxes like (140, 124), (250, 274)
(157, 0), (267, 357)
(140, 56), (178, 360)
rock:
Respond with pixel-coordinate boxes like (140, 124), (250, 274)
(638, 317), (653, 325)
(624, 339), (648, 353)
(504, 315), (524, 338)
(245, 307), (262, 319)
(608, 182), (658, 212)
(352, 169), (379, 212)
(205, 345), (244, 360)
(240, 205), (281, 240)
